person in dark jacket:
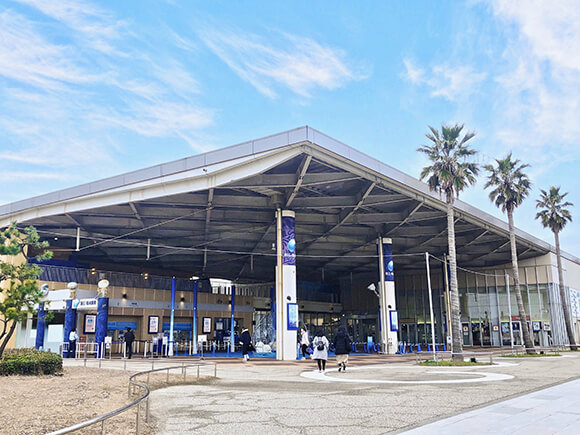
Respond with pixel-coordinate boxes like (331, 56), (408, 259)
(240, 328), (252, 362)
(333, 327), (352, 372)
(124, 327), (135, 359)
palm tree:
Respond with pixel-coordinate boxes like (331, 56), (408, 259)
(535, 187), (577, 350)
(418, 124), (479, 361)
(484, 153), (535, 353)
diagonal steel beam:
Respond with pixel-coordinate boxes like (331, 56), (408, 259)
(286, 155), (312, 208)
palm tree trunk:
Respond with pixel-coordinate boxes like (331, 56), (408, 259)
(554, 231), (578, 350)
(447, 198), (463, 361)
(508, 210), (535, 353)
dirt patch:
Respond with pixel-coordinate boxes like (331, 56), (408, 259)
(0, 366), (209, 434)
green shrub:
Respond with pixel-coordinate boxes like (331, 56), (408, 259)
(0, 348), (63, 375)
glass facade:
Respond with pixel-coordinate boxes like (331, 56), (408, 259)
(394, 264), (567, 347)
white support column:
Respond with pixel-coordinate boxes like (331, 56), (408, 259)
(275, 209), (297, 360)
(378, 237), (398, 354)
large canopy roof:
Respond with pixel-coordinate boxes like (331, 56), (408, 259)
(0, 127), (559, 283)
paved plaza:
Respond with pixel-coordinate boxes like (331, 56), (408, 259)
(63, 352), (580, 434)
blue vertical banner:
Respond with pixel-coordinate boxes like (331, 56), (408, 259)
(35, 303), (46, 350)
(169, 277), (176, 355)
(95, 297), (109, 350)
(282, 215), (296, 266)
(230, 285), (236, 350)
(64, 299), (76, 343)
(377, 241), (394, 282)
(192, 280), (198, 354)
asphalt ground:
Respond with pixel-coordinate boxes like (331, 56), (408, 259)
(116, 351), (580, 434)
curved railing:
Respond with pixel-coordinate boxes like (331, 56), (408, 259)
(48, 361), (217, 435)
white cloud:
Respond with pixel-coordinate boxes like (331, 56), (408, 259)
(200, 29), (367, 98)
(13, 0), (124, 53)
(403, 59), (424, 83)
(0, 10), (98, 90)
(0, 1), (216, 177)
(403, 57), (487, 102)
(488, 0), (580, 165)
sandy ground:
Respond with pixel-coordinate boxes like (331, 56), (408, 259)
(0, 364), (207, 435)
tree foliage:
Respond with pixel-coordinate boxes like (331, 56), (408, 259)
(0, 223), (52, 357)
(418, 124), (479, 203)
(535, 187), (573, 233)
(484, 153), (531, 213)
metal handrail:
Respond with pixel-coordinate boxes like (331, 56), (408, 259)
(48, 361), (217, 435)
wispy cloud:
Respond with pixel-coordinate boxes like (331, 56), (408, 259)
(489, 0), (580, 166)
(200, 29), (367, 98)
(0, 0), (215, 185)
(403, 58), (487, 101)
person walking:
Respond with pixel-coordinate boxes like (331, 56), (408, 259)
(312, 330), (329, 373)
(333, 327), (352, 372)
(124, 327), (135, 359)
(68, 328), (78, 358)
(300, 327), (310, 360)
(240, 328), (253, 362)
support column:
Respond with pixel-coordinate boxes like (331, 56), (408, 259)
(230, 285), (236, 351)
(169, 277), (176, 356)
(275, 209), (297, 360)
(95, 297), (109, 357)
(64, 299), (77, 348)
(192, 280), (198, 354)
(35, 303), (46, 350)
(377, 237), (398, 354)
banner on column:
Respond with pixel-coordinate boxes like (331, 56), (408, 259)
(377, 241), (394, 282)
(282, 215), (296, 266)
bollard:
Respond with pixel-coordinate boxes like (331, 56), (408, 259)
(214, 363), (217, 378)
(197, 365), (200, 380)
(166, 368), (169, 384)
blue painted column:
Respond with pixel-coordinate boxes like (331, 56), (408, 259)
(192, 280), (198, 354)
(230, 285), (236, 351)
(64, 299), (77, 347)
(95, 297), (109, 357)
(169, 277), (176, 356)
(35, 303), (46, 350)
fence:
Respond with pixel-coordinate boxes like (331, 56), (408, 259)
(48, 360), (217, 434)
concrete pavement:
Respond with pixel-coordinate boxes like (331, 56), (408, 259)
(402, 377), (580, 434)
(140, 353), (580, 434)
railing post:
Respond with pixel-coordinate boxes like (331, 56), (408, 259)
(124, 359), (127, 371)
(184, 366), (187, 382)
(214, 363), (216, 378)
(166, 368), (169, 384)
(136, 401), (141, 435)
(146, 396), (150, 422)
(197, 365), (200, 380)
(101, 419), (105, 435)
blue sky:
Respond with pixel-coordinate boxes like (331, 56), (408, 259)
(1, 0), (579, 257)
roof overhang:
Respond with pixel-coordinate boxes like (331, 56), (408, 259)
(0, 126), (566, 283)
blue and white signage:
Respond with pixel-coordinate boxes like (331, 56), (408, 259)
(282, 216), (296, 266)
(287, 303), (299, 330)
(76, 298), (98, 310)
(389, 310), (398, 332)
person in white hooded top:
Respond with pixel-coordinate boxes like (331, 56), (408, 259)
(311, 329), (329, 372)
